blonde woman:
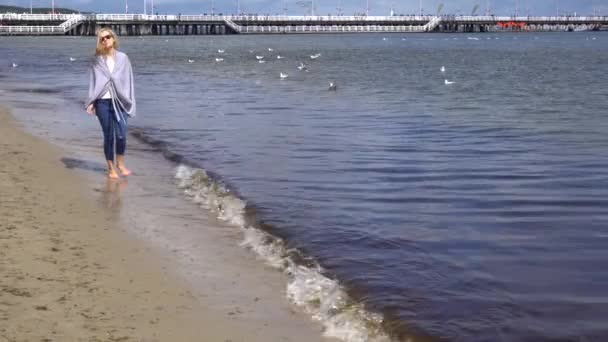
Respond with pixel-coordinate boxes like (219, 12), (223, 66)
(85, 28), (136, 179)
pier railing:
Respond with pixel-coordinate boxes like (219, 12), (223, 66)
(423, 16), (442, 31)
(223, 18), (242, 33)
(58, 14), (85, 30)
(239, 24), (425, 33)
(0, 25), (64, 34)
(2, 13), (607, 23)
(0, 13), (84, 34)
(1, 13), (607, 35)
(0, 13), (437, 22)
(0, 13), (75, 21)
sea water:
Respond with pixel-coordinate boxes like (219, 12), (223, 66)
(1, 32), (608, 341)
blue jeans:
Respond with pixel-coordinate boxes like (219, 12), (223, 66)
(95, 99), (127, 162)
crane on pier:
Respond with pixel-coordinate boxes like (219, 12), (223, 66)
(472, 3), (479, 16)
(437, 3), (444, 15)
(296, 0), (315, 16)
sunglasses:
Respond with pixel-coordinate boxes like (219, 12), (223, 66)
(100, 34), (113, 42)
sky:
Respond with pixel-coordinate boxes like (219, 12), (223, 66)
(4, 0), (608, 16)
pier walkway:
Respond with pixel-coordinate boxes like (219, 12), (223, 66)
(1, 13), (607, 35)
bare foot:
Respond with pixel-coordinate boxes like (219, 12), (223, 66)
(117, 166), (131, 176)
(108, 171), (120, 179)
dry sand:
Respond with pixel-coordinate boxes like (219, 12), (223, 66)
(0, 106), (332, 342)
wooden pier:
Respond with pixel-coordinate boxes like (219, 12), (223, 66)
(1, 13), (607, 36)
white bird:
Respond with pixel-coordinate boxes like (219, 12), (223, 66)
(328, 82), (337, 91)
(69, 57), (77, 62)
(259, 60), (266, 64)
(444, 79), (454, 85)
(218, 49), (225, 53)
(440, 66), (446, 73)
(188, 59), (195, 63)
(297, 62), (307, 71)
(215, 58), (224, 62)
(268, 48), (274, 52)
(277, 55), (284, 59)
(382, 37), (387, 41)
(280, 72), (288, 79)
(310, 53), (321, 59)
(256, 55), (264, 60)
(11, 62), (18, 68)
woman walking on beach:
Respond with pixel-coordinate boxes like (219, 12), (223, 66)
(85, 28), (136, 179)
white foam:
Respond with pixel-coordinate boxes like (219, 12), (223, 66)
(175, 164), (391, 342)
(240, 227), (288, 269)
(176, 165), (246, 227)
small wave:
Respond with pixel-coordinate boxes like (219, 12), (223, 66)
(174, 164), (391, 342)
(8, 87), (63, 95)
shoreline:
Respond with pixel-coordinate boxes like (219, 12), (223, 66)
(0, 104), (334, 341)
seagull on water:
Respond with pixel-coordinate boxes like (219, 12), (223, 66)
(256, 55), (264, 60)
(440, 66), (446, 73)
(268, 48), (274, 52)
(297, 62), (308, 72)
(215, 58), (224, 62)
(69, 57), (77, 62)
(310, 53), (321, 59)
(12, 62), (18, 68)
(277, 55), (284, 59)
(259, 60), (266, 64)
(218, 49), (225, 53)
(328, 82), (337, 91)
(280, 72), (288, 79)
(444, 79), (454, 85)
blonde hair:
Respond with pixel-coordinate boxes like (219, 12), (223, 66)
(95, 28), (119, 56)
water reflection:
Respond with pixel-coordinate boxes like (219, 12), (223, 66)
(100, 178), (128, 210)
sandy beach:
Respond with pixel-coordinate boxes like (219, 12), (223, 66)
(0, 105), (334, 342)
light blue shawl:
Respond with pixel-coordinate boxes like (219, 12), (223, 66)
(85, 50), (136, 121)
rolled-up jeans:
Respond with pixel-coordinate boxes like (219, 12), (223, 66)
(94, 99), (127, 162)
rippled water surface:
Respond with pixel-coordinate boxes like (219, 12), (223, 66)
(2, 32), (608, 341)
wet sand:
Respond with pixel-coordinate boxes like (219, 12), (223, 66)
(0, 105), (333, 342)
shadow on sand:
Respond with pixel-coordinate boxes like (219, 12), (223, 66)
(60, 157), (106, 173)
